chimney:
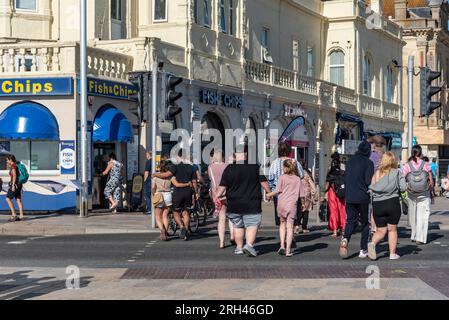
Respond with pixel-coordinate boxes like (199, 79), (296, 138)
(370, 0), (382, 15)
(395, 0), (407, 20)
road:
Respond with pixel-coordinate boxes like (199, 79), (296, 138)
(1, 223), (449, 300)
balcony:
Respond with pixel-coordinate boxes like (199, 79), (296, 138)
(0, 42), (133, 80)
(244, 60), (400, 121)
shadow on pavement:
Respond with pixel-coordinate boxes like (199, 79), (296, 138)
(0, 270), (92, 300)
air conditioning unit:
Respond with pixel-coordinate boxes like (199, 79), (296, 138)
(262, 47), (273, 64)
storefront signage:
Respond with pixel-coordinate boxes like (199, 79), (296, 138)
(60, 141), (76, 175)
(0, 77), (73, 97)
(199, 89), (242, 109)
(340, 139), (361, 155)
(284, 103), (307, 118)
(279, 116), (306, 143)
(77, 77), (138, 101)
(391, 137), (402, 149)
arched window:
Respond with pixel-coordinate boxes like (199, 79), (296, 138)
(363, 54), (373, 96)
(386, 65), (394, 103)
(329, 50), (345, 86)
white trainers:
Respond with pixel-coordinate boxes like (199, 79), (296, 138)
(389, 253), (401, 260)
(358, 250), (368, 258)
(234, 248), (244, 255)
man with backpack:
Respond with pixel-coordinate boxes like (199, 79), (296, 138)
(5, 154), (28, 222)
(403, 145), (433, 245)
(339, 141), (374, 259)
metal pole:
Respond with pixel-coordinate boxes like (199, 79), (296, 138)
(151, 62), (158, 230)
(79, 0), (88, 218)
(408, 55), (414, 155)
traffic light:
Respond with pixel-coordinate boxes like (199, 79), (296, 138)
(165, 74), (183, 120)
(420, 67), (442, 117)
(128, 71), (150, 121)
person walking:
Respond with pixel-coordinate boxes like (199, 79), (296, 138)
(215, 146), (271, 257)
(403, 145), (433, 245)
(101, 153), (123, 213)
(153, 151), (198, 241)
(296, 158), (316, 234)
(5, 155), (25, 222)
(267, 160), (303, 257)
(368, 135), (386, 235)
(368, 152), (407, 260)
(324, 157), (346, 238)
(208, 150), (235, 249)
(144, 151), (153, 214)
(339, 141), (375, 259)
(268, 143), (304, 226)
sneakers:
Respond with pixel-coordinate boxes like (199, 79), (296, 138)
(234, 248), (244, 255)
(243, 244), (258, 257)
(179, 228), (188, 241)
(358, 250), (368, 259)
(390, 253), (401, 260)
(368, 242), (377, 260)
(339, 238), (349, 259)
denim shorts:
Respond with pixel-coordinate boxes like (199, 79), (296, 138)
(227, 213), (262, 229)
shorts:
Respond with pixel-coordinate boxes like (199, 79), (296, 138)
(227, 213), (262, 229)
(172, 187), (193, 212)
(156, 191), (172, 208)
(372, 197), (401, 227)
(7, 184), (22, 200)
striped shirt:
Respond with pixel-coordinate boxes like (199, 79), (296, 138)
(268, 158), (304, 190)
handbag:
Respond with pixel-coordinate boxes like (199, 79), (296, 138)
(319, 200), (328, 222)
(152, 192), (164, 207)
(396, 170), (408, 216)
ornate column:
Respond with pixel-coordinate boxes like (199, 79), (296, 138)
(0, 0), (12, 39)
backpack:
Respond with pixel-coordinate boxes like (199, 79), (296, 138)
(17, 162), (29, 184)
(406, 161), (429, 195)
(333, 173), (346, 199)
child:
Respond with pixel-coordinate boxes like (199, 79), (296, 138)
(267, 159), (303, 257)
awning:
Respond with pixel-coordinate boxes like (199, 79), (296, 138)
(93, 106), (133, 143)
(335, 112), (365, 145)
(0, 101), (59, 140)
(366, 131), (402, 150)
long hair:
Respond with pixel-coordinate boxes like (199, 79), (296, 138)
(408, 145), (422, 163)
(283, 159), (299, 176)
(378, 152), (397, 177)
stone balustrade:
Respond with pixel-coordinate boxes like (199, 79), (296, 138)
(361, 95), (383, 117)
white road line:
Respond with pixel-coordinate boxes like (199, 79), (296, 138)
(7, 241), (27, 245)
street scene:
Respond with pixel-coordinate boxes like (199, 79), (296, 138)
(1, 0), (449, 306)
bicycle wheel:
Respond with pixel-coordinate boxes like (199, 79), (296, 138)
(189, 211), (200, 233)
(199, 201), (208, 227)
(167, 217), (178, 236)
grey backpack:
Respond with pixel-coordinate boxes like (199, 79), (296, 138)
(405, 161), (429, 195)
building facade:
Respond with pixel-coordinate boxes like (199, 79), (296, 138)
(0, 0), (404, 211)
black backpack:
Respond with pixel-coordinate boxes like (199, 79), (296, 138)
(333, 173), (346, 199)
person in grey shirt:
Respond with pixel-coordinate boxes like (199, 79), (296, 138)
(367, 152), (407, 261)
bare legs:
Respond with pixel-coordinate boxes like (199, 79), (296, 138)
(218, 211), (235, 248)
(6, 198), (23, 220)
(233, 226), (257, 249)
(371, 224), (398, 255)
(279, 218), (295, 256)
(155, 207), (169, 239)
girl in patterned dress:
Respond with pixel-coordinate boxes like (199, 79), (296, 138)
(101, 153), (123, 213)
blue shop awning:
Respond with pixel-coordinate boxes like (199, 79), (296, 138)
(93, 106), (133, 143)
(0, 101), (59, 140)
(335, 112), (365, 145)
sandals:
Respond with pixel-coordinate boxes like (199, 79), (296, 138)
(286, 252), (293, 257)
(277, 248), (286, 256)
(8, 217), (19, 222)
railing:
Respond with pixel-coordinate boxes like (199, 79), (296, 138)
(0, 42), (133, 80)
(361, 95), (382, 117)
(273, 68), (296, 89)
(245, 60), (271, 83)
(383, 101), (400, 120)
(335, 86), (356, 106)
(318, 81), (334, 108)
(298, 74), (318, 95)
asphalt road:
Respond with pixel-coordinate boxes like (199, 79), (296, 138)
(1, 225), (449, 270)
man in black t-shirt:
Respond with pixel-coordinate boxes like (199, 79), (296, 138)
(216, 148), (270, 257)
(153, 154), (197, 241)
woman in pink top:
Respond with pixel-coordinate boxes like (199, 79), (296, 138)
(209, 150), (235, 249)
(267, 159), (304, 257)
(403, 145), (434, 245)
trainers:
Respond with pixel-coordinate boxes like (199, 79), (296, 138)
(243, 244), (258, 257)
(368, 242), (377, 260)
(390, 253), (401, 260)
(234, 248), (244, 255)
(339, 238), (349, 259)
(179, 228), (187, 240)
(358, 250), (368, 259)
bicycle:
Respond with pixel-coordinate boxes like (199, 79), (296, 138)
(167, 206), (200, 237)
(197, 181), (215, 227)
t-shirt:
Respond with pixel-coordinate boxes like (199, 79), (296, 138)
(402, 159), (431, 176)
(220, 164), (267, 214)
(169, 162), (196, 190)
(145, 160), (152, 173)
(9, 163), (19, 185)
(430, 162), (438, 178)
(275, 174), (302, 212)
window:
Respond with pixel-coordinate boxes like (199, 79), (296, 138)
(307, 46), (314, 77)
(219, 0), (226, 32)
(386, 65), (394, 103)
(193, 0), (198, 23)
(261, 28), (269, 49)
(203, 0), (210, 27)
(153, 0), (167, 22)
(229, 0), (235, 35)
(363, 55), (372, 95)
(111, 0), (122, 21)
(329, 50), (345, 86)
(0, 141), (59, 172)
(292, 40), (300, 72)
(15, 0), (36, 11)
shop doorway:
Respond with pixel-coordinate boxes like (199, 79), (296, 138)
(201, 112), (225, 166)
(93, 143), (116, 209)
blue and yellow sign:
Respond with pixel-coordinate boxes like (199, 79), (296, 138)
(0, 77), (73, 97)
(78, 77), (138, 101)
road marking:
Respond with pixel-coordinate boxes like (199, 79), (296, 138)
(128, 260), (136, 262)
(434, 242), (441, 245)
(441, 244), (448, 247)
(7, 241), (27, 245)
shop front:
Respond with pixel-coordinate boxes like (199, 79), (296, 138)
(335, 112), (365, 161)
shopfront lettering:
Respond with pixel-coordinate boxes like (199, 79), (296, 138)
(284, 103), (307, 118)
(200, 89), (242, 109)
(76, 77), (138, 101)
(0, 77), (73, 97)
